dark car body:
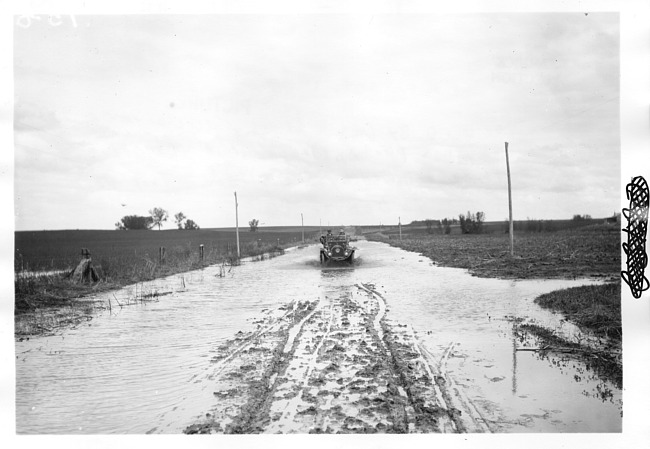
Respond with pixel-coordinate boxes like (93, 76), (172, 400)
(319, 232), (356, 264)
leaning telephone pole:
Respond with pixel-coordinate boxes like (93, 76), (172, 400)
(234, 191), (240, 258)
(505, 142), (514, 256)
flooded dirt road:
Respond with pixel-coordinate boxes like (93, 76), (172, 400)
(15, 241), (622, 434)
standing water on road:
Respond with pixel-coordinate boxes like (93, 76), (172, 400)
(15, 240), (621, 434)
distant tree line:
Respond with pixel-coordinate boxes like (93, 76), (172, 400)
(410, 211), (607, 236)
(115, 207), (199, 230)
(174, 212), (200, 230)
(115, 215), (153, 230)
(412, 213), (485, 235)
(505, 214), (599, 233)
(418, 219), (454, 235)
(459, 211), (485, 234)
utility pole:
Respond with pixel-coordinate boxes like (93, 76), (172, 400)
(399, 216), (402, 241)
(505, 142), (514, 256)
(301, 213), (304, 243)
(234, 191), (240, 258)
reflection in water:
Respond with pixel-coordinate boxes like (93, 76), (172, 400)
(517, 329), (621, 407)
(319, 266), (356, 279)
(15, 240), (621, 433)
(511, 323), (518, 395)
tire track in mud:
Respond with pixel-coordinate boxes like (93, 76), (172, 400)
(419, 342), (492, 433)
(184, 283), (474, 434)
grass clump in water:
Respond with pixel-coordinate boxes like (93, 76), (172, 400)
(534, 281), (621, 341)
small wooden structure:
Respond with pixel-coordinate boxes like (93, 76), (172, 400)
(68, 247), (100, 283)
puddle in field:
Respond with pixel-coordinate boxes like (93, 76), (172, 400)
(15, 241), (621, 433)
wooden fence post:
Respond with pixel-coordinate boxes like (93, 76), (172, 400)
(199, 244), (204, 262)
(159, 246), (165, 264)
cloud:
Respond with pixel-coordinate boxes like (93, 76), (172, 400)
(13, 14), (620, 230)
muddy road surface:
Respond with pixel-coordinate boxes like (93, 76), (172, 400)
(185, 282), (460, 434)
(15, 241), (622, 434)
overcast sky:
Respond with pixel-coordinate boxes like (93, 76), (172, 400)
(14, 13), (619, 231)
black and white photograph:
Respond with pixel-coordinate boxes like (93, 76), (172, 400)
(3, 0), (649, 447)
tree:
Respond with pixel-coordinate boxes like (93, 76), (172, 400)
(475, 211), (485, 232)
(424, 219), (434, 234)
(149, 207), (168, 230)
(249, 218), (259, 232)
(459, 211), (485, 234)
(115, 215), (153, 230)
(174, 212), (186, 229)
(459, 213), (467, 233)
(442, 218), (452, 234)
(184, 219), (200, 230)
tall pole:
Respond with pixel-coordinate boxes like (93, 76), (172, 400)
(234, 191), (240, 258)
(399, 216), (402, 241)
(301, 213), (304, 243)
(505, 142), (514, 256)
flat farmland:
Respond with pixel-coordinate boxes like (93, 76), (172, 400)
(366, 222), (621, 281)
(15, 227), (322, 273)
(364, 218), (608, 237)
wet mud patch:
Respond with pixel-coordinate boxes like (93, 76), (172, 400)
(185, 283), (480, 434)
(183, 300), (318, 434)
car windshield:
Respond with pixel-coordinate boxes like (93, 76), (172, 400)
(326, 234), (347, 243)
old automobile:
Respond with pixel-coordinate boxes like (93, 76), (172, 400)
(319, 230), (356, 265)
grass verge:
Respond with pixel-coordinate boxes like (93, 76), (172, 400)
(534, 281), (621, 341)
(14, 242), (288, 337)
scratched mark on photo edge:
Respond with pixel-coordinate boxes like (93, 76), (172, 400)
(621, 176), (650, 298)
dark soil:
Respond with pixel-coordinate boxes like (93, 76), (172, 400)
(367, 223), (620, 281)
